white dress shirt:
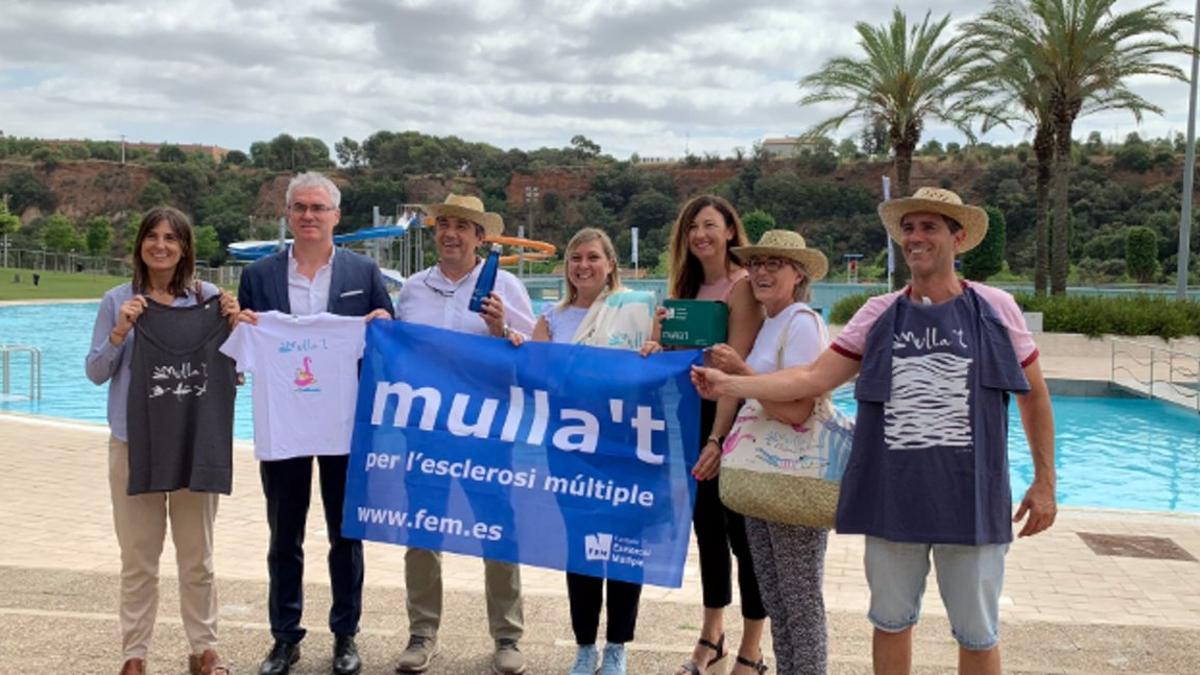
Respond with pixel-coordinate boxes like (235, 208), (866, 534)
(287, 245), (335, 316)
(395, 259), (536, 337)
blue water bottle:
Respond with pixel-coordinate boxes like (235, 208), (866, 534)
(469, 243), (502, 312)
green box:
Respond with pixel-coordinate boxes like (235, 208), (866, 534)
(661, 299), (728, 347)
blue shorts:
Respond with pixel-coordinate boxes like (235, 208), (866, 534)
(864, 536), (1009, 650)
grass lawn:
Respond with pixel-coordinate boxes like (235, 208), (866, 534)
(0, 267), (127, 301)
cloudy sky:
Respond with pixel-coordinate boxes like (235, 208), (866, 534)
(0, 0), (1193, 161)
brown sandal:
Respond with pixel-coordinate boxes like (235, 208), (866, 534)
(189, 649), (231, 675)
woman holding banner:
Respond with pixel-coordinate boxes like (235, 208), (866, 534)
(510, 227), (654, 675)
(705, 230), (832, 674)
(86, 206), (239, 675)
(658, 195), (766, 675)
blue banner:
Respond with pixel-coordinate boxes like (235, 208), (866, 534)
(343, 320), (701, 588)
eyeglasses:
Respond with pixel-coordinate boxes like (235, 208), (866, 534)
(288, 203), (336, 216)
(745, 258), (791, 273)
(423, 272), (460, 298)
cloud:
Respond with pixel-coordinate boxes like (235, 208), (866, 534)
(0, 0), (1193, 160)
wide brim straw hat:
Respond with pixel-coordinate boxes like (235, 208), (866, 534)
(422, 194), (504, 238)
(731, 229), (829, 281)
(878, 187), (989, 253)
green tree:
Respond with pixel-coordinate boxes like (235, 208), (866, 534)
(0, 201), (20, 238)
(741, 209), (777, 243)
(1, 170), (57, 214)
(1124, 226), (1159, 282)
(570, 135), (602, 159)
(983, 0), (1188, 294)
(42, 214), (84, 253)
(84, 216), (113, 257)
(961, 206), (1007, 281)
(799, 9), (993, 288)
(194, 225), (220, 263)
(335, 137), (365, 170)
(1114, 133), (1153, 172)
(156, 144), (187, 163)
(138, 179), (173, 210)
(624, 189), (677, 233)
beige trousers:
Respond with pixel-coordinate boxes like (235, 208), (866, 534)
(405, 547), (524, 642)
(108, 436), (219, 660)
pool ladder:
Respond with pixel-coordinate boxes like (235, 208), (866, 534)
(1110, 338), (1199, 413)
(0, 344), (42, 402)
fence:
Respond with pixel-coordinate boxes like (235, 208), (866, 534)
(1, 246), (130, 277)
(1110, 338), (1200, 413)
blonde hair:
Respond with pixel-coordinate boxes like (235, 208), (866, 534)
(666, 195), (750, 299)
(560, 227), (621, 308)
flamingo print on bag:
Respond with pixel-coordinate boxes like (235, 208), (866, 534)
(294, 356), (317, 388)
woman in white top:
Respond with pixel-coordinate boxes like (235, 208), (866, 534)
(86, 206), (239, 675)
(511, 228), (654, 675)
(706, 230), (832, 675)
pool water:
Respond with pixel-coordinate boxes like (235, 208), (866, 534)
(3, 302), (1198, 513)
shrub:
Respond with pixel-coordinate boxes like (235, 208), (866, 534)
(830, 291), (883, 324)
(1124, 226), (1159, 283)
(741, 209), (777, 243)
(1016, 293), (1200, 339)
(961, 206), (1006, 281)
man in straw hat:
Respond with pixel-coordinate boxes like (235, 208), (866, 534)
(392, 193), (535, 674)
(692, 188), (1056, 675)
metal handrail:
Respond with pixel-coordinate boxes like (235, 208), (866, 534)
(0, 344), (41, 402)
(1110, 338), (1200, 412)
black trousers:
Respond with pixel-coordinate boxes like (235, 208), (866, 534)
(261, 454), (363, 643)
(694, 399), (766, 620)
(566, 572), (642, 645)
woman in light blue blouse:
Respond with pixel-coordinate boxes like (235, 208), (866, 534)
(510, 228), (655, 675)
(86, 206), (238, 675)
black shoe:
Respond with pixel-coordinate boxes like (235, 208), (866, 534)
(333, 634), (362, 675)
(259, 641), (301, 675)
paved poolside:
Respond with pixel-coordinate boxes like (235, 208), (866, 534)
(2, 410), (1197, 673)
(1, 325), (1197, 672)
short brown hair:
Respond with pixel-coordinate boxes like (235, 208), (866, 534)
(131, 206), (196, 298)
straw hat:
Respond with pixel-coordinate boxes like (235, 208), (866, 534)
(878, 187), (989, 253)
(732, 229), (828, 281)
(423, 194), (504, 237)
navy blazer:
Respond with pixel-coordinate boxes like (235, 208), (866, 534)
(237, 247), (394, 318)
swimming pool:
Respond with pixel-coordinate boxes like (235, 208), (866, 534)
(3, 301), (1198, 513)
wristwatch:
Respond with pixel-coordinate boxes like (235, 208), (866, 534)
(707, 434), (725, 447)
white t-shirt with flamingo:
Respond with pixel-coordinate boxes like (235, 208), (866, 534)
(220, 311), (366, 460)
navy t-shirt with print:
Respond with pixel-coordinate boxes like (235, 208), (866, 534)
(835, 288), (1030, 545)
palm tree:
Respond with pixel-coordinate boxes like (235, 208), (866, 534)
(800, 8), (996, 288)
(963, 1), (1173, 296)
(976, 0), (1189, 294)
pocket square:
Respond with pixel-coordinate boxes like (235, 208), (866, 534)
(340, 289), (364, 298)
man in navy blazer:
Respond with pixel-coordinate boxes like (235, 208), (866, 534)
(237, 171), (393, 675)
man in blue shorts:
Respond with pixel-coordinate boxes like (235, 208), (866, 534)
(692, 188), (1057, 675)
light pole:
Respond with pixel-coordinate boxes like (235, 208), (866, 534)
(1177, 0), (1200, 299)
(524, 185), (539, 241)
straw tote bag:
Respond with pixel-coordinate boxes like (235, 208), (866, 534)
(718, 306), (855, 528)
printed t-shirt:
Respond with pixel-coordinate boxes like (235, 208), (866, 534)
(126, 295), (237, 495)
(745, 302), (823, 374)
(832, 283), (1034, 546)
(220, 311), (366, 461)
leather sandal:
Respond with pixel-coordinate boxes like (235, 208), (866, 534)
(677, 633), (726, 674)
(732, 654), (767, 674)
(189, 649), (231, 675)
